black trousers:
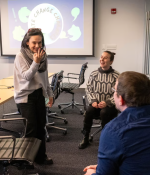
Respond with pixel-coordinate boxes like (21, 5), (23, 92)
(17, 88), (46, 161)
(84, 105), (118, 132)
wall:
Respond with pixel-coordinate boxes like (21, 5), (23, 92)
(146, 0), (150, 11)
(0, 0), (146, 87)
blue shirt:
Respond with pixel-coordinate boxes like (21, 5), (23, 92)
(93, 105), (150, 175)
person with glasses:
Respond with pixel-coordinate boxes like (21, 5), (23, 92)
(14, 28), (54, 164)
(79, 51), (119, 149)
(83, 71), (150, 175)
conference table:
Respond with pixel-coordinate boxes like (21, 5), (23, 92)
(0, 73), (55, 105)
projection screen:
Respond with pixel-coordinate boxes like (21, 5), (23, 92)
(0, 0), (94, 56)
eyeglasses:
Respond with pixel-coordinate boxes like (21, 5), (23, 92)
(112, 87), (117, 93)
(28, 28), (41, 33)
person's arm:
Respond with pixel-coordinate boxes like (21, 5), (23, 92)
(15, 53), (40, 81)
(86, 74), (98, 104)
(47, 85), (54, 98)
(15, 50), (45, 81)
(46, 69), (54, 107)
(93, 127), (123, 175)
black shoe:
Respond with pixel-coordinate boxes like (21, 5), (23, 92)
(43, 157), (53, 165)
(35, 157), (53, 165)
(78, 137), (89, 149)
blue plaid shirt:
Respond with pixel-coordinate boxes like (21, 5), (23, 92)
(93, 105), (150, 175)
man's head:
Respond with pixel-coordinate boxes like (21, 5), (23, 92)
(113, 71), (150, 112)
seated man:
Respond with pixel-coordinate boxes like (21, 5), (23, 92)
(83, 71), (150, 175)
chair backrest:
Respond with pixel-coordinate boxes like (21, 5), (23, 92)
(51, 70), (64, 100)
(79, 62), (88, 86)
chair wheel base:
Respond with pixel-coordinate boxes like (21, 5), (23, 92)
(63, 130), (67, 135)
(46, 137), (50, 142)
(46, 135), (50, 142)
(89, 136), (93, 142)
(58, 105), (61, 109)
(80, 110), (84, 115)
(64, 120), (68, 124)
(14, 163), (34, 170)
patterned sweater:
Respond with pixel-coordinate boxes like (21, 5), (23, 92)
(86, 66), (120, 107)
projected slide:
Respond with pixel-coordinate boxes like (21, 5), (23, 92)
(1, 0), (93, 56)
(8, 0), (83, 49)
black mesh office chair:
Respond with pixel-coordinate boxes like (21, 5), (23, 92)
(82, 95), (102, 142)
(58, 62), (88, 114)
(0, 117), (41, 175)
(45, 71), (67, 141)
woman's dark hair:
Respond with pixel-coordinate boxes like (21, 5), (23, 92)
(104, 50), (116, 61)
(117, 71), (150, 107)
(21, 28), (45, 48)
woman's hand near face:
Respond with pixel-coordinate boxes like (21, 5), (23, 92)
(33, 48), (45, 63)
(92, 102), (98, 108)
(98, 101), (106, 109)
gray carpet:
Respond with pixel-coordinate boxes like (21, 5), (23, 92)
(0, 89), (101, 175)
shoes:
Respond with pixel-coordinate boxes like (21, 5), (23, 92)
(35, 157), (53, 165)
(43, 157), (53, 165)
(78, 136), (89, 149)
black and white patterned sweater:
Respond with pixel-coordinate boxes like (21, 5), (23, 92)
(86, 66), (120, 107)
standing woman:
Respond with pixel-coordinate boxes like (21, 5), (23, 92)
(14, 28), (54, 164)
(79, 51), (119, 149)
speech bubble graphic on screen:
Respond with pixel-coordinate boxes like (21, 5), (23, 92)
(28, 3), (63, 45)
(18, 7), (31, 23)
(68, 25), (81, 41)
(71, 7), (80, 21)
(13, 26), (26, 41)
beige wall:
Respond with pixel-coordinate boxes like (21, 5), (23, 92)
(0, 0), (146, 87)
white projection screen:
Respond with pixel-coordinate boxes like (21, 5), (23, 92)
(0, 0), (94, 56)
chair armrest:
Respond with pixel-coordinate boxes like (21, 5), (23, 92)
(63, 76), (79, 84)
(0, 135), (15, 139)
(66, 73), (79, 82)
(0, 135), (16, 162)
(63, 76), (78, 80)
(67, 73), (80, 76)
(0, 118), (27, 138)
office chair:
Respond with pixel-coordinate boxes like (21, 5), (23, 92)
(45, 71), (68, 141)
(58, 62), (88, 114)
(48, 70), (68, 124)
(0, 117), (41, 175)
(1, 107), (22, 136)
(82, 95), (102, 142)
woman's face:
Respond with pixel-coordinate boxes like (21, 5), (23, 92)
(99, 52), (113, 70)
(26, 35), (42, 53)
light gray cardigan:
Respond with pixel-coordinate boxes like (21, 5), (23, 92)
(14, 52), (53, 103)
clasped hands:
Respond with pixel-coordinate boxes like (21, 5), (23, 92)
(92, 101), (106, 109)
